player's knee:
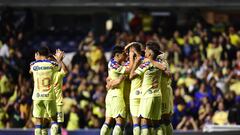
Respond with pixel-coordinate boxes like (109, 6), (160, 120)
(115, 116), (125, 125)
(35, 118), (43, 125)
(132, 117), (140, 124)
(141, 118), (150, 125)
(105, 117), (113, 124)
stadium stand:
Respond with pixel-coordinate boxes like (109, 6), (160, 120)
(0, 6), (240, 134)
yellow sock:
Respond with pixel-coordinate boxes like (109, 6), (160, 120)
(133, 124), (140, 135)
(50, 122), (59, 135)
(41, 128), (48, 135)
(141, 125), (150, 135)
(112, 124), (123, 135)
(165, 124), (173, 135)
(35, 125), (42, 135)
(100, 123), (111, 135)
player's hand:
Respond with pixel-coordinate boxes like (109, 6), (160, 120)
(106, 83), (111, 90)
(54, 49), (64, 62)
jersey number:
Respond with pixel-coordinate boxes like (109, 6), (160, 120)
(37, 77), (51, 91)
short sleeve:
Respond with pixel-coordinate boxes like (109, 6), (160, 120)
(109, 60), (126, 74)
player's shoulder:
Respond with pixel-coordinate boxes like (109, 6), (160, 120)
(139, 60), (150, 69)
(108, 58), (121, 70)
(30, 60), (58, 66)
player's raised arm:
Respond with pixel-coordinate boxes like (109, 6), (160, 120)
(129, 55), (142, 80)
(124, 43), (135, 73)
(57, 50), (69, 74)
(53, 49), (65, 71)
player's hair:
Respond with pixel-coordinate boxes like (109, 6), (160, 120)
(35, 46), (50, 56)
(131, 42), (142, 54)
(111, 46), (124, 58)
(48, 54), (57, 62)
(146, 41), (160, 60)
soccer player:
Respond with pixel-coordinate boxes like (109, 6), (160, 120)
(30, 46), (61, 135)
(130, 41), (166, 135)
(41, 49), (68, 135)
(127, 42), (144, 135)
(151, 52), (173, 135)
(158, 53), (173, 135)
(53, 49), (68, 135)
(100, 46), (133, 135)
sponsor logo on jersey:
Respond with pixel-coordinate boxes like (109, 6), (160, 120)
(36, 93), (49, 97)
(33, 66), (53, 71)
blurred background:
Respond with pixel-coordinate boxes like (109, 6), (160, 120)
(0, 0), (240, 134)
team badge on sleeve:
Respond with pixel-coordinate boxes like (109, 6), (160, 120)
(140, 61), (150, 69)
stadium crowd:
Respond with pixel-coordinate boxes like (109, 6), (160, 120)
(0, 8), (240, 131)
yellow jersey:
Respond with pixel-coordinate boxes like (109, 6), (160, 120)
(30, 59), (59, 100)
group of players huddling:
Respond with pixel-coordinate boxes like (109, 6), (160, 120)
(101, 41), (174, 135)
(30, 41), (173, 135)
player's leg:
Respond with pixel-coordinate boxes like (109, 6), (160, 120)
(153, 120), (163, 135)
(163, 115), (173, 135)
(112, 96), (126, 135)
(140, 118), (151, 135)
(100, 117), (113, 135)
(130, 98), (141, 135)
(152, 97), (163, 135)
(132, 117), (141, 135)
(101, 94), (114, 135)
(139, 97), (152, 135)
(165, 123), (173, 135)
(57, 105), (64, 135)
(34, 118), (43, 135)
(44, 100), (58, 135)
(33, 100), (45, 135)
(113, 116), (125, 135)
(42, 117), (50, 135)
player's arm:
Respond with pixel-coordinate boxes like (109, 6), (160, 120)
(53, 49), (65, 71)
(106, 75), (126, 89)
(129, 56), (142, 80)
(124, 49), (134, 74)
(150, 59), (167, 71)
(60, 60), (69, 75)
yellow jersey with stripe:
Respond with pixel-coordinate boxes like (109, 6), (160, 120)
(135, 60), (162, 98)
(107, 59), (126, 97)
(30, 60), (59, 100)
(53, 70), (66, 105)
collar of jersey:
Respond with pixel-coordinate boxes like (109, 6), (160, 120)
(35, 59), (51, 63)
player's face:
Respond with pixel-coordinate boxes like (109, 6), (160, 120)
(118, 52), (126, 62)
(35, 52), (40, 60)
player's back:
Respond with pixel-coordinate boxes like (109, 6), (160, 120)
(30, 59), (59, 100)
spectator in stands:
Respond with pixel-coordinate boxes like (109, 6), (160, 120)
(176, 116), (198, 131)
(212, 101), (229, 125)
